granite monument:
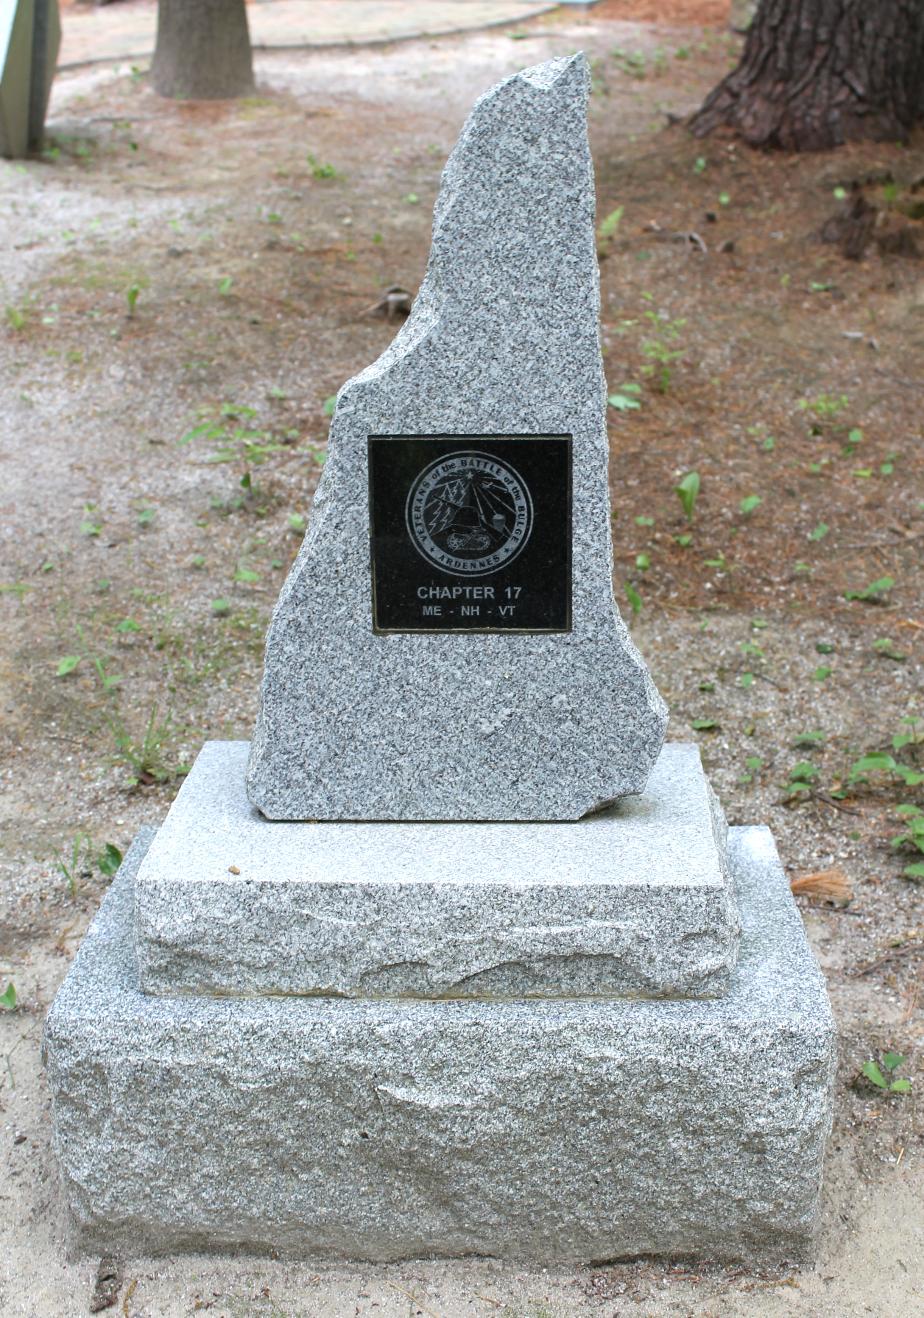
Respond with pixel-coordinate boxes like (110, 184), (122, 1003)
(44, 54), (835, 1266)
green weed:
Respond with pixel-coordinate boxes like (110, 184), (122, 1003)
(675, 471), (700, 522)
(844, 576), (894, 604)
(607, 382), (642, 412)
(107, 706), (176, 788)
(306, 153), (338, 179)
(860, 1053), (912, 1095)
(641, 311), (686, 392)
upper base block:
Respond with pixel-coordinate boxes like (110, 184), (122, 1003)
(44, 826), (835, 1265)
(133, 740), (737, 1000)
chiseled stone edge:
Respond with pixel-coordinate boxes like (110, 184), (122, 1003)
(45, 826), (834, 1265)
(134, 741), (740, 1001)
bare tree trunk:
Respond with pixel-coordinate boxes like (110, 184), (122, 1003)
(152, 0), (254, 100)
(691, 0), (924, 150)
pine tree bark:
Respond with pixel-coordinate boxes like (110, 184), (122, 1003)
(152, 0), (254, 100)
(691, 0), (924, 150)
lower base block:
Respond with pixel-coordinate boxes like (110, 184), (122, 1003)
(43, 826), (835, 1265)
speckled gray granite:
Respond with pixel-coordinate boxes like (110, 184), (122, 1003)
(135, 741), (738, 1000)
(246, 54), (667, 821)
(45, 826), (835, 1264)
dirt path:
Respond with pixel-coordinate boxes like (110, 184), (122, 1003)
(1, 7), (922, 1315)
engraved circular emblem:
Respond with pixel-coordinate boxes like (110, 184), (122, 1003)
(405, 450), (533, 576)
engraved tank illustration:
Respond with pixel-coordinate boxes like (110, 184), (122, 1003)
(426, 471), (511, 554)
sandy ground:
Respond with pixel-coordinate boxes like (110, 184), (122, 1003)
(1, 6), (922, 1316)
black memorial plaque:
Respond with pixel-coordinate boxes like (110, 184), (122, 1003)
(368, 435), (572, 633)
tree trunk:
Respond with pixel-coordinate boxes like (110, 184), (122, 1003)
(152, 0), (254, 100)
(691, 0), (924, 150)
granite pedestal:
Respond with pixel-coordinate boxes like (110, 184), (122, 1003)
(134, 741), (739, 1001)
(44, 825), (835, 1264)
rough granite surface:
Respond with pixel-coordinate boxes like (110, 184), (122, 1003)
(135, 740), (738, 1000)
(246, 54), (667, 821)
(45, 826), (835, 1265)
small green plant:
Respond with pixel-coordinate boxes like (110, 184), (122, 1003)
(844, 576), (894, 604)
(739, 494), (762, 517)
(0, 581), (30, 600)
(846, 713), (924, 793)
(893, 715), (924, 753)
(624, 581), (642, 618)
(874, 637), (906, 662)
(798, 393), (849, 435)
(607, 382), (641, 412)
(597, 205), (624, 246)
(98, 843), (123, 877)
(80, 503), (102, 537)
(287, 513), (306, 534)
(809, 522), (829, 541)
(858, 754), (923, 789)
(55, 834), (91, 895)
(785, 761), (820, 800)
(91, 655), (122, 692)
(126, 283), (142, 317)
(793, 730), (825, 749)
(641, 311), (686, 392)
(5, 305), (25, 331)
(739, 755), (763, 785)
(56, 655), (81, 677)
(218, 276), (233, 296)
(611, 46), (649, 78)
(179, 402), (286, 496)
(675, 471), (700, 522)
(0, 982), (16, 1010)
(107, 706), (175, 788)
(860, 1053), (912, 1095)
(136, 504), (156, 528)
(892, 804), (924, 881)
(306, 152), (338, 179)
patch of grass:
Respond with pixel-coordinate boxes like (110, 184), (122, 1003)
(179, 402), (288, 499)
(107, 705), (177, 788)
